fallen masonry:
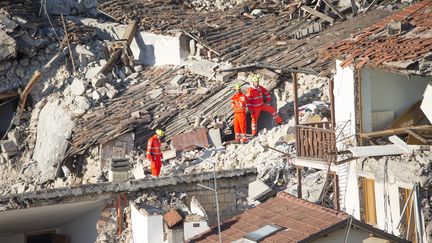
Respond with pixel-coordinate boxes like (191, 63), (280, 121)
(0, 0), (430, 243)
(0, 169), (255, 242)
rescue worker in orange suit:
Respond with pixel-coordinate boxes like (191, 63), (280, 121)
(231, 84), (248, 143)
(247, 74), (283, 136)
(146, 129), (164, 177)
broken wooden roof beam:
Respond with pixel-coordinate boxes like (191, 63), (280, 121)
(99, 19), (138, 76)
(301, 6), (334, 24)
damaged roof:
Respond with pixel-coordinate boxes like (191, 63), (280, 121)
(66, 65), (224, 156)
(66, 63), (281, 156)
(98, 0), (393, 76)
(191, 8), (392, 76)
(320, 0), (432, 75)
(189, 192), (409, 243)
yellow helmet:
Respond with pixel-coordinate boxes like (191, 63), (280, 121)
(251, 74), (261, 83)
(233, 84), (241, 90)
(156, 129), (164, 136)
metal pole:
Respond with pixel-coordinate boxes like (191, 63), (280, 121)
(296, 166), (302, 198)
(196, 152), (223, 243)
(292, 72), (299, 126)
(343, 216), (353, 243)
(214, 162), (222, 243)
(329, 78), (336, 128)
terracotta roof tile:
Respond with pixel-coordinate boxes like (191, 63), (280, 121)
(163, 208), (183, 228)
(188, 192), (349, 242)
(320, 0), (432, 75)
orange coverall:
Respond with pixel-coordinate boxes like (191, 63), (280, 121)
(231, 92), (248, 142)
(146, 134), (163, 176)
(247, 85), (282, 135)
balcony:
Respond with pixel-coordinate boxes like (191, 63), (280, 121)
(295, 121), (337, 162)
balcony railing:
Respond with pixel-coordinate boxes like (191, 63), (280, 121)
(296, 122), (337, 162)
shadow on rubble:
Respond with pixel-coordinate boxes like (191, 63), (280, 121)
(0, 96), (19, 139)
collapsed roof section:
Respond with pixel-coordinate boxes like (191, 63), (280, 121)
(97, 0), (394, 76)
(66, 65), (225, 156)
(66, 62), (283, 157)
(321, 0), (432, 76)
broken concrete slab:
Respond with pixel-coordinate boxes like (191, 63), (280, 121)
(256, 68), (280, 80)
(133, 163), (145, 180)
(188, 59), (218, 79)
(171, 75), (186, 86)
(70, 78), (86, 96)
(208, 128), (222, 148)
(0, 31), (16, 62)
(33, 102), (75, 181)
(150, 88), (163, 99)
(195, 87), (209, 95)
(91, 74), (108, 88)
(75, 44), (96, 67)
(85, 65), (103, 80)
(0, 140), (18, 156)
(248, 179), (272, 201)
(162, 150), (177, 161)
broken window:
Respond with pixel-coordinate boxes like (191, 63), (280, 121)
(358, 176), (377, 225)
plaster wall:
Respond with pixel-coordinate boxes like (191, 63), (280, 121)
(184, 220), (209, 240)
(79, 18), (187, 66)
(345, 157), (422, 236)
(59, 205), (103, 243)
(312, 227), (390, 243)
(334, 60), (356, 149)
(345, 161), (361, 220)
(131, 204), (164, 243)
(360, 68), (429, 132)
(0, 234), (25, 243)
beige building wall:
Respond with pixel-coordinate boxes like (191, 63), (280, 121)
(312, 228), (390, 243)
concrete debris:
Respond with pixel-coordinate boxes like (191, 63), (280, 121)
(179, 124), (296, 184)
(0, 30), (16, 62)
(32, 101), (75, 182)
(0, 140), (18, 157)
(70, 78), (86, 96)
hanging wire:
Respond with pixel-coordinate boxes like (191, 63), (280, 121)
(39, 0), (62, 45)
(0, 96), (18, 109)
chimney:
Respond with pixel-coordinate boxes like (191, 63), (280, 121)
(163, 208), (185, 243)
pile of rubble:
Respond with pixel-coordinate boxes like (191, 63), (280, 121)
(187, 0), (248, 11)
(275, 73), (330, 121)
(0, 0), (331, 198)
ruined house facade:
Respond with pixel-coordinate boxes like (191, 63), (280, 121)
(293, 1), (432, 242)
(0, 169), (255, 243)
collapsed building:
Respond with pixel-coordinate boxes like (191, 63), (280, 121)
(0, 0), (428, 242)
(292, 0), (432, 242)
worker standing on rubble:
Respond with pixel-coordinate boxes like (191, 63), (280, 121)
(247, 74), (283, 136)
(146, 129), (164, 177)
(231, 84), (248, 144)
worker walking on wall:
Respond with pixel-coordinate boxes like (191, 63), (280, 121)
(231, 84), (248, 144)
(146, 129), (164, 177)
(247, 74), (283, 136)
